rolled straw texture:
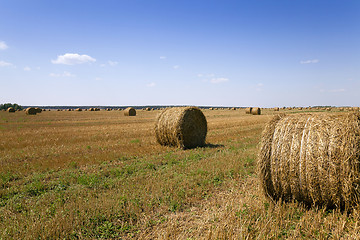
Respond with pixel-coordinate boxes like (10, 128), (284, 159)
(251, 107), (261, 115)
(124, 107), (136, 116)
(258, 113), (360, 209)
(26, 107), (37, 115)
(245, 107), (252, 114)
(155, 107), (207, 149)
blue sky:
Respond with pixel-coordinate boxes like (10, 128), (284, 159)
(0, 0), (359, 107)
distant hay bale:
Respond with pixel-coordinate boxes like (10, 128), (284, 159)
(274, 107), (280, 111)
(326, 108), (331, 111)
(89, 108), (94, 111)
(95, 108), (100, 111)
(7, 107), (15, 112)
(145, 107), (151, 111)
(232, 107), (236, 110)
(26, 107), (37, 115)
(75, 108), (82, 111)
(124, 107), (136, 116)
(258, 112), (360, 209)
(209, 108), (213, 110)
(35, 108), (42, 113)
(251, 107), (261, 115)
(245, 107), (252, 114)
(155, 107), (207, 149)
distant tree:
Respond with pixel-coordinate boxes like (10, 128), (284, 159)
(0, 103), (23, 110)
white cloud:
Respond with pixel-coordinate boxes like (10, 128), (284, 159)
(108, 60), (118, 66)
(0, 41), (8, 50)
(320, 88), (346, 93)
(211, 77), (229, 84)
(51, 53), (96, 65)
(0, 60), (13, 67)
(147, 82), (156, 87)
(173, 65), (180, 69)
(300, 59), (319, 64)
(160, 56), (167, 60)
(49, 71), (76, 77)
(24, 66), (31, 71)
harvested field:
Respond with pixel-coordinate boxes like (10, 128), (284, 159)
(1, 108), (360, 239)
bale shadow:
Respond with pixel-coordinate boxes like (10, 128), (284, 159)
(182, 143), (224, 150)
(202, 143), (225, 149)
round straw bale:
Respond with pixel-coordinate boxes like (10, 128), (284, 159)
(75, 108), (82, 111)
(251, 107), (261, 115)
(274, 107), (280, 111)
(258, 112), (360, 209)
(34, 107), (42, 113)
(26, 107), (37, 115)
(155, 107), (207, 149)
(245, 107), (252, 114)
(7, 107), (15, 112)
(124, 107), (136, 116)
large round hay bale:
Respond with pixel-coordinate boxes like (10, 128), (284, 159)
(75, 108), (82, 111)
(124, 107), (136, 116)
(7, 107), (15, 112)
(274, 107), (280, 111)
(251, 107), (261, 115)
(258, 113), (360, 209)
(155, 107), (207, 149)
(26, 107), (37, 115)
(245, 107), (252, 114)
(35, 107), (42, 113)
